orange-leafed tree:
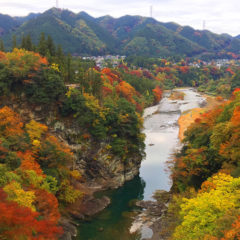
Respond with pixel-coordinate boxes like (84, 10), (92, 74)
(152, 86), (162, 103)
(0, 106), (23, 137)
(18, 150), (43, 176)
(223, 216), (240, 240)
(0, 189), (62, 240)
(116, 81), (137, 104)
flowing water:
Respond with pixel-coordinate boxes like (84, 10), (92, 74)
(77, 88), (205, 240)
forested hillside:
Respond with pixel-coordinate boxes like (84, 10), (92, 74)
(125, 57), (240, 98)
(1, 8), (240, 58)
(0, 46), (163, 238)
(1, 29), (240, 238)
(158, 87), (240, 239)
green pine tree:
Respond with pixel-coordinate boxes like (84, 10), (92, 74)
(47, 36), (56, 56)
(38, 32), (46, 56)
(26, 34), (33, 51)
(12, 35), (17, 50)
(0, 39), (5, 52)
(21, 35), (27, 49)
(66, 53), (73, 83)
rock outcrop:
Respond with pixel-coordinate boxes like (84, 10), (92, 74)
(2, 96), (143, 239)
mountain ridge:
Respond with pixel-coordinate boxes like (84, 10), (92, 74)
(1, 8), (240, 58)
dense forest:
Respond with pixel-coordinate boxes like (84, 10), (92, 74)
(1, 8), (240, 58)
(125, 56), (240, 98)
(1, 30), (240, 239)
(0, 35), (164, 238)
(158, 88), (240, 239)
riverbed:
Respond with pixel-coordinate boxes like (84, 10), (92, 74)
(77, 88), (205, 240)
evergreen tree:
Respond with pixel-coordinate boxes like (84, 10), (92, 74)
(66, 53), (73, 82)
(90, 69), (102, 100)
(56, 45), (64, 65)
(21, 35), (27, 50)
(38, 33), (46, 56)
(56, 45), (64, 58)
(0, 39), (5, 52)
(12, 35), (17, 50)
(76, 64), (85, 92)
(25, 34), (33, 51)
(47, 36), (56, 56)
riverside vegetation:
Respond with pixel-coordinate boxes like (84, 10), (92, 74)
(125, 56), (240, 240)
(1, 32), (240, 239)
(162, 88), (240, 240)
(0, 40), (162, 239)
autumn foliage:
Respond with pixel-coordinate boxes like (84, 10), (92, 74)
(0, 48), (48, 78)
(169, 89), (240, 239)
(152, 85), (163, 103)
(0, 106), (23, 137)
(173, 174), (240, 240)
(0, 106), (82, 239)
(0, 189), (62, 240)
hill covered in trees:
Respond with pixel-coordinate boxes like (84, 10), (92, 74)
(1, 8), (240, 58)
(1, 32), (240, 238)
(156, 88), (240, 240)
(0, 47), (164, 238)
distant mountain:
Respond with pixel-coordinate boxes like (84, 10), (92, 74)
(1, 8), (240, 58)
(0, 14), (19, 36)
(97, 15), (203, 56)
(2, 8), (117, 55)
(0, 12), (39, 36)
(14, 13), (40, 24)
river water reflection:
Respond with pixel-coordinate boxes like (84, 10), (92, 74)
(77, 88), (205, 239)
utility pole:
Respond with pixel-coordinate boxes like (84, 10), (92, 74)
(203, 20), (206, 30)
(56, 0), (59, 8)
(150, 5), (153, 18)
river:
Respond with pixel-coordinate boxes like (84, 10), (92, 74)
(77, 88), (205, 240)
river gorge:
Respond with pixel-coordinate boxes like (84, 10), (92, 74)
(77, 88), (206, 240)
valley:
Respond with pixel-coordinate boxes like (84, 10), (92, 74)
(0, 6), (240, 240)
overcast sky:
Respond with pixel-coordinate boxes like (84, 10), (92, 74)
(1, 0), (239, 36)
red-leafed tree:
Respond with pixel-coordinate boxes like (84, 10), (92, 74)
(0, 189), (62, 240)
(34, 189), (61, 224)
(152, 86), (163, 103)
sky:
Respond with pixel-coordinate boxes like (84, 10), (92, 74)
(0, 0), (240, 36)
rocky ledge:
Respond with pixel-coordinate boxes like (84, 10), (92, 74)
(130, 190), (172, 240)
(59, 183), (111, 240)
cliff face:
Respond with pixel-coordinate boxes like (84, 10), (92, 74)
(53, 120), (142, 189)
(6, 96), (142, 189)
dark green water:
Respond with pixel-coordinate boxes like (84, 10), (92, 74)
(77, 176), (145, 240)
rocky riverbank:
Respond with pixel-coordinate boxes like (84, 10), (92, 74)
(60, 188), (111, 240)
(130, 190), (172, 240)
(129, 89), (211, 240)
(178, 93), (223, 141)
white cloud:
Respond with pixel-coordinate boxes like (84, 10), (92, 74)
(0, 0), (239, 36)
